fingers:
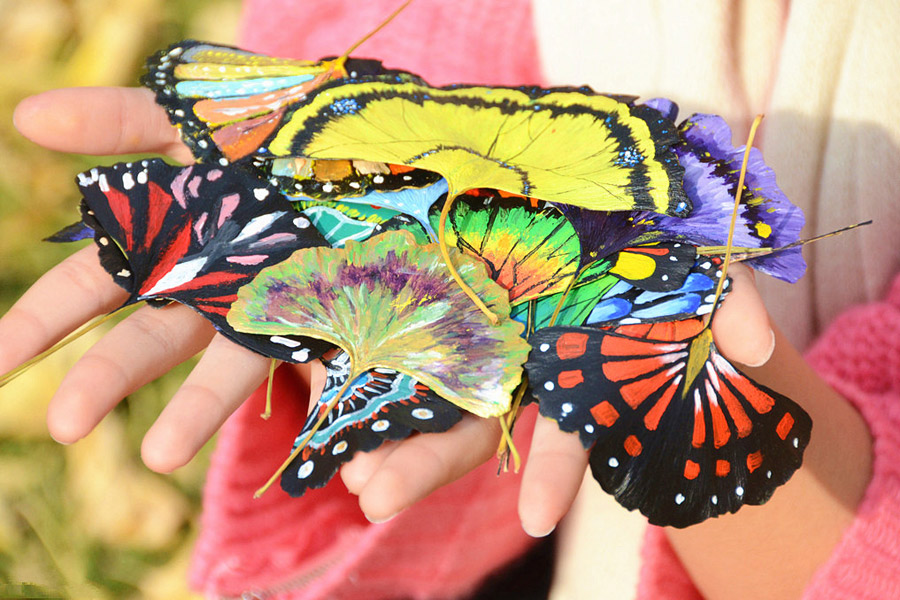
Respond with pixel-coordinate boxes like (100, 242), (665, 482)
(141, 333), (273, 473)
(340, 441), (400, 493)
(0, 246), (128, 375)
(13, 87), (192, 163)
(46, 303), (215, 444)
(711, 264), (775, 367)
(349, 414), (503, 522)
(518, 415), (588, 537)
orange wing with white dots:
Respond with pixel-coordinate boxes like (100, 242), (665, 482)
(525, 318), (811, 528)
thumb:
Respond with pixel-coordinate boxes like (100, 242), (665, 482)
(710, 264), (775, 368)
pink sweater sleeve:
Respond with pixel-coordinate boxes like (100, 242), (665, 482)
(638, 272), (900, 599)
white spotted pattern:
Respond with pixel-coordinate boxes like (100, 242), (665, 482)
(297, 460), (314, 479)
(411, 408), (434, 420)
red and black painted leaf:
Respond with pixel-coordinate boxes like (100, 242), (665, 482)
(75, 159), (332, 362)
(525, 319), (811, 527)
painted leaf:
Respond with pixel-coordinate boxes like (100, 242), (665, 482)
(228, 230), (530, 417)
(281, 351), (462, 496)
(586, 257), (728, 326)
(432, 191), (582, 304)
(510, 261), (617, 331)
(526, 319), (811, 527)
(643, 99), (806, 281)
(254, 155), (442, 200)
(297, 178), (447, 241)
(261, 79), (691, 216)
(74, 159), (332, 363)
(143, 40), (416, 163)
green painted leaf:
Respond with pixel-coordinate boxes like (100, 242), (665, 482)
(511, 262), (617, 330)
(430, 192), (582, 304)
(227, 230), (530, 417)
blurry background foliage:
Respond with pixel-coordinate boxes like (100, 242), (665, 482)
(0, 0), (242, 597)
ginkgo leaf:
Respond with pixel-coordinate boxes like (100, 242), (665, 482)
(260, 80), (691, 216)
(227, 230), (530, 417)
(431, 191), (581, 304)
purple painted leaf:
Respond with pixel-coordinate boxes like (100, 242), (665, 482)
(227, 230), (530, 417)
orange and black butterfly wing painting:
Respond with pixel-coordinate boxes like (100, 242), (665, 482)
(525, 319), (811, 527)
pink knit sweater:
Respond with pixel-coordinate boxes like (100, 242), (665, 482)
(189, 1), (900, 598)
(638, 274), (900, 599)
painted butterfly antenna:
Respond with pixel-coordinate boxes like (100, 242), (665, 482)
(255, 369), (358, 497)
(0, 303), (139, 388)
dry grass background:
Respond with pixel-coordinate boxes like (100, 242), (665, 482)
(0, 1), (243, 597)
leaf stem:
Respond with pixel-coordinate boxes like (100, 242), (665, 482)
(255, 370), (357, 498)
(260, 358), (278, 419)
(0, 303), (138, 388)
(437, 189), (499, 325)
(706, 114), (763, 325)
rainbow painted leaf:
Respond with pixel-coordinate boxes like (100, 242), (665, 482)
(431, 191), (581, 304)
(72, 159), (332, 363)
(525, 319), (811, 527)
(261, 79), (691, 216)
(228, 230), (530, 417)
(282, 351), (462, 496)
(510, 265), (618, 331)
(143, 40), (418, 163)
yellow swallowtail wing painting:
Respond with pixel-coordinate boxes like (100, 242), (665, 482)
(260, 80), (691, 218)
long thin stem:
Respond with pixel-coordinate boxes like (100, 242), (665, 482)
(437, 189), (500, 324)
(706, 114), (763, 324)
(497, 415), (521, 473)
(340, 0), (413, 59)
(495, 376), (529, 468)
(0, 303), (139, 388)
(548, 261), (598, 327)
(695, 220), (873, 259)
(255, 370), (357, 498)
(260, 358), (278, 420)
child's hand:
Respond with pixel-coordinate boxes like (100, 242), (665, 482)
(5, 91), (873, 599)
(340, 266), (776, 534)
(1, 88), (281, 472)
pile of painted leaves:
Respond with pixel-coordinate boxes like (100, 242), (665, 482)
(54, 41), (810, 528)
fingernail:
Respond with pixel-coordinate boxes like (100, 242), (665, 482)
(522, 522), (556, 538)
(365, 510), (400, 524)
(48, 431), (72, 445)
(743, 328), (776, 368)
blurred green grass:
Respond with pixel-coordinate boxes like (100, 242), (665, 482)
(0, 1), (242, 597)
